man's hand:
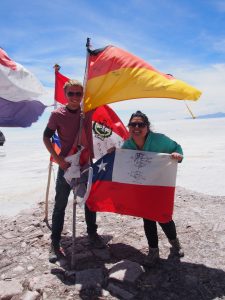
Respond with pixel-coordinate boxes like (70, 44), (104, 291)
(57, 156), (71, 170)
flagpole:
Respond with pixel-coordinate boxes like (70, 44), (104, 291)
(184, 100), (196, 119)
(44, 64), (60, 226)
(71, 38), (91, 269)
(44, 161), (52, 226)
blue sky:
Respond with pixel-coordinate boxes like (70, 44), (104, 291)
(1, 0), (225, 122)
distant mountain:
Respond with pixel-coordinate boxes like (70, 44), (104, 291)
(194, 112), (225, 119)
(197, 112), (225, 119)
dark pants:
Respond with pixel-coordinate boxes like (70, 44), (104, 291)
(143, 219), (177, 248)
(51, 168), (97, 244)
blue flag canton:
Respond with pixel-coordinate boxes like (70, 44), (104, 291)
(92, 151), (115, 182)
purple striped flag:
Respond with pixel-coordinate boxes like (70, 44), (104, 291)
(0, 48), (46, 127)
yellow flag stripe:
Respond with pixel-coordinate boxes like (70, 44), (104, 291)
(84, 67), (201, 112)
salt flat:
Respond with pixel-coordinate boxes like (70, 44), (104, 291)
(0, 117), (224, 216)
(154, 117), (225, 196)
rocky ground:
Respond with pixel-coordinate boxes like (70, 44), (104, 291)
(0, 187), (225, 300)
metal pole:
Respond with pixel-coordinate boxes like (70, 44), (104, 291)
(44, 161), (52, 225)
(71, 183), (78, 268)
(44, 64), (59, 227)
(71, 38), (91, 269)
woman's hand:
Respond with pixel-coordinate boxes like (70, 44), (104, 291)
(107, 146), (116, 154)
(171, 152), (183, 162)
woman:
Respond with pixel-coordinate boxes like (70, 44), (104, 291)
(122, 111), (184, 266)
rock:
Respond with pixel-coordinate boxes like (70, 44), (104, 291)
(2, 232), (16, 239)
(1, 274), (6, 280)
(38, 252), (48, 260)
(31, 220), (40, 228)
(20, 226), (34, 233)
(29, 251), (40, 259)
(42, 292), (48, 300)
(21, 242), (27, 248)
(74, 268), (104, 290)
(0, 279), (23, 299)
(51, 267), (65, 275)
(92, 248), (111, 260)
(0, 258), (12, 269)
(21, 290), (40, 300)
(26, 230), (44, 239)
(109, 259), (144, 283)
(28, 274), (59, 292)
(102, 289), (110, 297)
(27, 265), (34, 272)
(0, 249), (6, 255)
(13, 265), (25, 274)
(72, 251), (93, 261)
(107, 282), (134, 300)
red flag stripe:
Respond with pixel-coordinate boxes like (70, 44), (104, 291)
(88, 46), (172, 80)
(87, 181), (175, 223)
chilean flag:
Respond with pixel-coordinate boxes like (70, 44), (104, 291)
(86, 149), (178, 223)
(0, 48), (46, 127)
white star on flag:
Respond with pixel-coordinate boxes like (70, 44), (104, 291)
(97, 160), (108, 173)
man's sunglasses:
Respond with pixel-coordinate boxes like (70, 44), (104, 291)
(67, 91), (83, 97)
(128, 122), (146, 128)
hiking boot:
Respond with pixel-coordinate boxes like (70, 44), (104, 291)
(88, 233), (106, 249)
(49, 243), (61, 263)
(169, 238), (184, 257)
(143, 248), (160, 267)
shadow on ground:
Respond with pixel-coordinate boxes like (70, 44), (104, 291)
(50, 238), (225, 300)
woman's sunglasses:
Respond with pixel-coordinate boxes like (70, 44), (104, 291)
(67, 91), (83, 97)
(128, 122), (146, 128)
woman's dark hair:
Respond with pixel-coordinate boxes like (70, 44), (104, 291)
(128, 111), (150, 128)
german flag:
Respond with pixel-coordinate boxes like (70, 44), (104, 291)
(84, 45), (201, 112)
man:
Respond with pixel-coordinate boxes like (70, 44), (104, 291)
(43, 80), (105, 263)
